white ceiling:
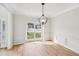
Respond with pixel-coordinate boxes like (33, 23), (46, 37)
(2, 3), (79, 17)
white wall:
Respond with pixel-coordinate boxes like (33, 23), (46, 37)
(13, 14), (28, 45)
(44, 18), (52, 40)
(13, 14), (36, 44)
(0, 4), (13, 49)
(13, 14), (51, 44)
(52, 7), (79, 52)
(7, 12), (13, 49)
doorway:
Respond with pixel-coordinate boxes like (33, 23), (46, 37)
(0, 18), (7, 48)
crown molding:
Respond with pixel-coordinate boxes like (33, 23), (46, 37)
(53, 5), (79, 17)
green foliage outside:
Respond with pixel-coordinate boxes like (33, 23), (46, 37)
(27, 32), (41, 39)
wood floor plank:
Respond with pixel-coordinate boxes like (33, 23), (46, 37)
(0, 41), (79, 56)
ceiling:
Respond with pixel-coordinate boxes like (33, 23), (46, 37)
(2, 3), (79, 17)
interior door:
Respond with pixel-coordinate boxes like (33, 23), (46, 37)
(0, 18), (7, 48)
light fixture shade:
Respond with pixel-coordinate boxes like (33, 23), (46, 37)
(39, 3), (47, 25)
(39, 15), (47, 25)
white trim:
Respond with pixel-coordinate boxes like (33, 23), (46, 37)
(26, 39), (42, 42)
(54, 5), (79, 17)
(13, 41), (26, 45)
(13, 39), (42, 45)
(57, 42), (79, 54)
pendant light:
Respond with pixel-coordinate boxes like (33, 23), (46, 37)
(39, 3), (47, 25)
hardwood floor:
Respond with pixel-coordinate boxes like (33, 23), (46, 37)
(0, 41), (79, 56)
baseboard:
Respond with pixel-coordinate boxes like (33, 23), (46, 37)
(7, 44), (13, 49)
(13, 40), (42, 45)
(57, 42), (79, 54)
(13, 41), (26, 45)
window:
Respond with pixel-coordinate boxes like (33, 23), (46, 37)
(27, 22), (42, 40)
(35, 32), (41, 38)
(35, 24), (41, 29)
(28, 23), (34, 29)
(27, 32), (34, 39)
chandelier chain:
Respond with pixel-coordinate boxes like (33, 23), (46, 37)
(42, 3), (44, 16)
